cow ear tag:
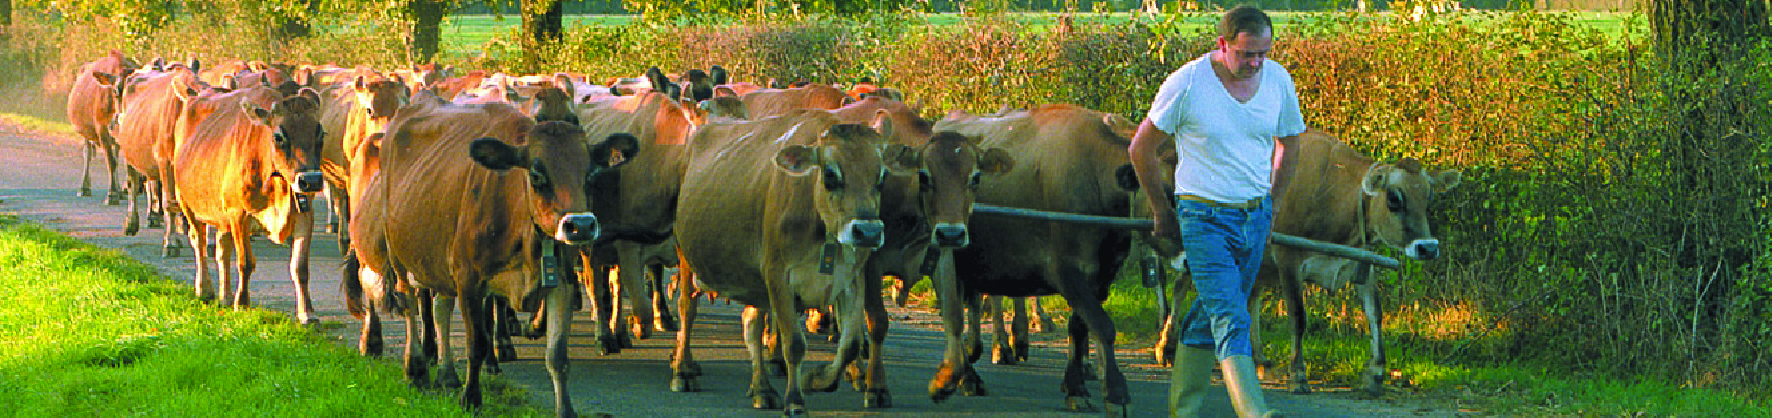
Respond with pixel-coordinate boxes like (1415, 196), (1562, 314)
(1140, 254), (1164, 288)
(541, 241), (560, 288)
(819, 243), (840, 275)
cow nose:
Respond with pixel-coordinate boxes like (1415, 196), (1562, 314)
(295, 171), (325, 193)
(843, 219), (885, 249)
(1407, 239), (1441, 261)
(932, 223), (969, 249)
(556, 212), (599, 244)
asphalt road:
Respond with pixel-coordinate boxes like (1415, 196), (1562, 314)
(0, 124), (1465, 417)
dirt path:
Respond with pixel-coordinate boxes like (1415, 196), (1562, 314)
(0, 125), (1469, 417)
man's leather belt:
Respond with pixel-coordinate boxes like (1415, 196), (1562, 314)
(1177, 194), (1263, 209)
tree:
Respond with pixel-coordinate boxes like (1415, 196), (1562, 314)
(522, 0), (565, 44)
(408, 0), (452, 64)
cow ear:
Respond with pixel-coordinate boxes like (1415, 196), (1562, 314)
(298, 88), (321, 107)
(189, 58), (202, 76)
(1361, 164), (1393, 196)
(241, 100), (274, 126)
(469, 137), (528, 171)
(591, 133), (639, 168)
(554, 73), (576, 98)
(883, 144), (919, 176)
(870, 109), (893, 139)
(774, 145), (820, 175)
(1432, 169), (1463, 192)
(354, 75), (369, 91)
(91, 72), (117, 88)
(978, 147), (1016, 175)
(1114, 164), (1139, 191)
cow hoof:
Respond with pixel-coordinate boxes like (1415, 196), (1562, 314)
(596, 335), (621, 355)
(78, 188), (92, 197)
(483, 361), (502, 375)
(656, 315), (679, 333)
(497, 344), (518, 362)
(124, 220), (140, 236)
(750, 389), (781, 409)
(147, 215), (163, 229)
(438, 369), (462, 389)
(1105, 402), (1132, 418)
(670, 376), (700, 392)
(958, 371), (987, 397)
(1082, 362), (1099, 381)
(864, 388), (891, 408)
(782, 405), (807, 417)
(617, 332), (635, 349)
(326, 222), (340, 234)
(1064, 396), (1098, 413)
(992, 345), (1017, 365)
(805, 365), (842, 392)
(1151, 345), (1174, 368)
(161, 245), (179, 258)
(1015, 343), (1030, 362)
(360, 340), (383, 357)
(105, 194), (122, 206)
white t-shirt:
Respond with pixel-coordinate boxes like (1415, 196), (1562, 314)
(1145, 52), (1307, 203)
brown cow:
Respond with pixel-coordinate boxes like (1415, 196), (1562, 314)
(740, 83), (849, 120)
(931, 104), (1143, 415)
(348, 100), (637, 415)
(571, 90), (704, 354)
(67, 50), (141, 204)
(112, 61), (209, 257)
(1150, 129), (1462, 396)
(674, 111), (917, 415)
(317, 74), (410, 243)
(172, 85), (326, 324)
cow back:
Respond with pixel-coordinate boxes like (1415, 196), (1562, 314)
(741, 84), (849, 120)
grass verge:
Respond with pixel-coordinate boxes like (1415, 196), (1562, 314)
(0, 214), (548, 417)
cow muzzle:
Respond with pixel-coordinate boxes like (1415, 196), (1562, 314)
(839, 219), (885, 249)
(294, 171), (325, 194)
(555, 212), (600, 245)
(1405, 238), (1441, 261)
(932, 223), (970, 249)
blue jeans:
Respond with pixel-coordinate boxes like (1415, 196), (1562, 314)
(1174, 195), (1273, 359)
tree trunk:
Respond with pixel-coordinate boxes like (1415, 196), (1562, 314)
(0, 0), (11, 44)
(274, 0), (314, 40)
(522, 0), (564, 44)
(408, 0), (448, 64)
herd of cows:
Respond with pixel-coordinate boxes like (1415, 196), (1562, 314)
(61, 48), (1463, 417)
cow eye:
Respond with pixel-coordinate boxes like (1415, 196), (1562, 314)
(1386, 189), (1404, 212)
(272, 132), (288, 147)
(530, 169), (549, 187)
(822, 168), (843, 191)
(969, 172), (983, 189)
(918, 171), (931, 188)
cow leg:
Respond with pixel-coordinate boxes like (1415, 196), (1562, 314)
(988, 296), (1016, 365)
(434, 295), (462, 389)
(1280, 268), (1311, 394)
(156, 161), (183, 258)
(650, 263), (678, 332)
(492, 296), (518, 363)
(742, 305), (781, 410)
(928, 251), (977, 402)
(354, 265), (385, 357)
(215, 230), (237, 305)
(1033, 296), (1058, 334)
(542, 252), (580, 418)
(957, 291), (988, 397)
(419, 289), (439, 364)
(187, 222), (215, 301)
(402, 292), (432, 388)
(803, 275), (867, 394)
(79, 141), (94, 197)
(101, 138), (123, 205)
(153, 181), (181, 258)
(617, 241), (655, 340)
(145, 180), (163, 228)
(1011, 297), (1031, 362)
(123, 168), (142, 236)
(455, 283), (490, 411)
(1060, 312), (1097, 412)
(229, 224), (255, 309)
(764, 277), (809, 417)
(856, 260), (892, 408)
(1053, 268), (1130, 416)
(669, 261), (702, 392)
(581, 253), (620, 355)
(288, 211), (319, 325)
(1356, 264), (1387, 395)
(1152, 272), (1186, 367)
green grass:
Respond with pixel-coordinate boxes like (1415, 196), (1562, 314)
(0, 215), (549, 417)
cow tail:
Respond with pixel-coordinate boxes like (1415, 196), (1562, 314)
(341, 247), (368, 321)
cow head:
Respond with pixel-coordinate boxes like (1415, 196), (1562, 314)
(528, 86), (580, 126)
(353, 76), (411, 132)
(469, 121), (638, 245)
(240, 88), (327, 208)
(916, 131), (1014, 249)
(774, 124), (917, 249)
(1361, 157), (1462, 260)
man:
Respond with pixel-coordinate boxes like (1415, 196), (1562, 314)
(1128, 6), (1304, 418)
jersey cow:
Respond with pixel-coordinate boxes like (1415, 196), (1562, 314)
(172, 85), (326, 324)
(931, 104), (1143, 416)
(112, 61), (208, 257)
(673, 112), (917, 415)
(67, 50), (142, 204)
(1152, 129), (1462, 395)
(347, 100), (637, 416)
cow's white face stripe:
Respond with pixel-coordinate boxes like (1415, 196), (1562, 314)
(1404, 238), (1440, 259)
